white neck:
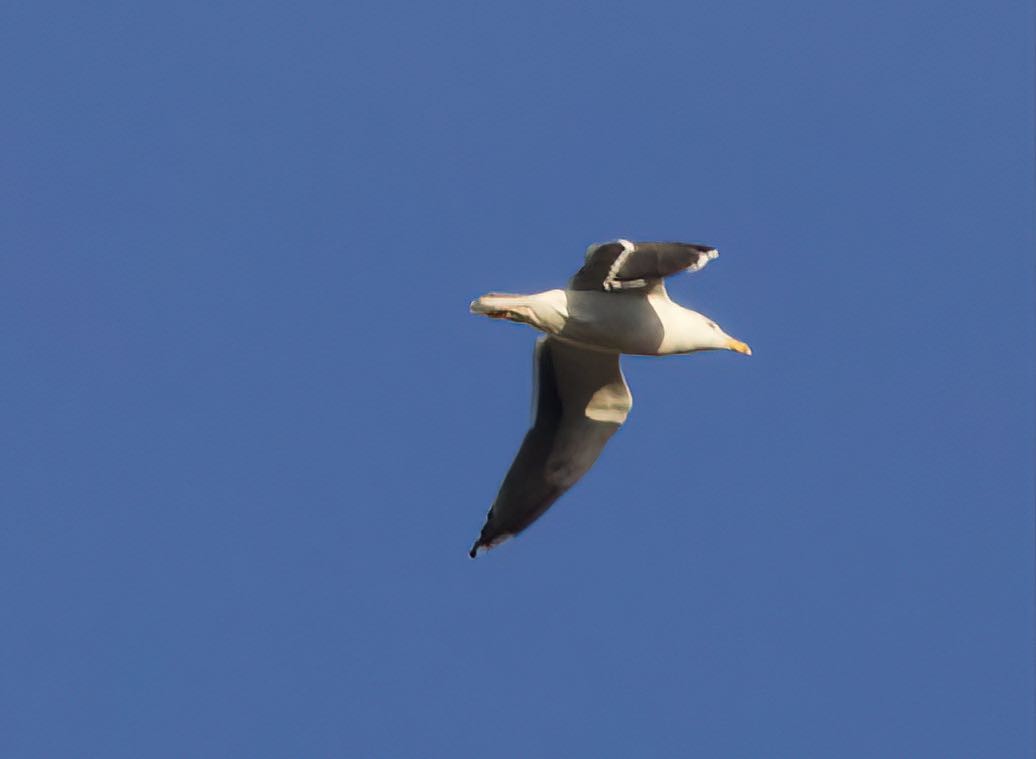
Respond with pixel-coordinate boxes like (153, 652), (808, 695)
(649, 295), (729, 355)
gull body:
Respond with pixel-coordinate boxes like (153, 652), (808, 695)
(472, 286), (750, 357)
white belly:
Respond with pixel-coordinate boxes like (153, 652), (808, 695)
(557, 290), (668, 355)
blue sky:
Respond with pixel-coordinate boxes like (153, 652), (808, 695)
(2, 1), (1033, 756)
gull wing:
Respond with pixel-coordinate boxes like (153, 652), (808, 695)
(469, 337), (632, 557)
(569, 239), (718, 292)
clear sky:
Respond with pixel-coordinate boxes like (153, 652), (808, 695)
(2, 1), (1033, 756)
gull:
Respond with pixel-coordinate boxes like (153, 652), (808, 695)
(468, 240), (750, 557)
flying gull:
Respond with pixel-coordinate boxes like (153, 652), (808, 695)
(468, 239), (751, 557)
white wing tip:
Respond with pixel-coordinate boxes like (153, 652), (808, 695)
(689, 249), (719, 272)
(469, 532), (513, 558)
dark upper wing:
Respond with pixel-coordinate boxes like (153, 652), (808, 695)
(569, 239), (719, 292)
(469, 337), (632, 557)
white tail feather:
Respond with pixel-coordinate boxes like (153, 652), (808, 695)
(469, 293), (531, 318)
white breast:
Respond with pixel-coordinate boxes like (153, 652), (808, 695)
(647, 292), (710, 355)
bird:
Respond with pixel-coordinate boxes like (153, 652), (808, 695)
(468, 239), (751, 558)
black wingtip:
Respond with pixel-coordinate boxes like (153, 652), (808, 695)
(468, 544), (479, 559)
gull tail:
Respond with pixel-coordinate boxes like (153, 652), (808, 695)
(469, 292), (533, 321)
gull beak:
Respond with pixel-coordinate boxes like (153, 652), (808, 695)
(726, 338), (752, 356)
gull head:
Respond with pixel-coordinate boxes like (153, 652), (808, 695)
(687, 312), (752, 355)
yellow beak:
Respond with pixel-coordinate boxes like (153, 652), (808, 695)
(726, 338), (752, 356)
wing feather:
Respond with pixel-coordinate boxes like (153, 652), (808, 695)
(570, 240), (718, 292)
(469, 337), (632, 557)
